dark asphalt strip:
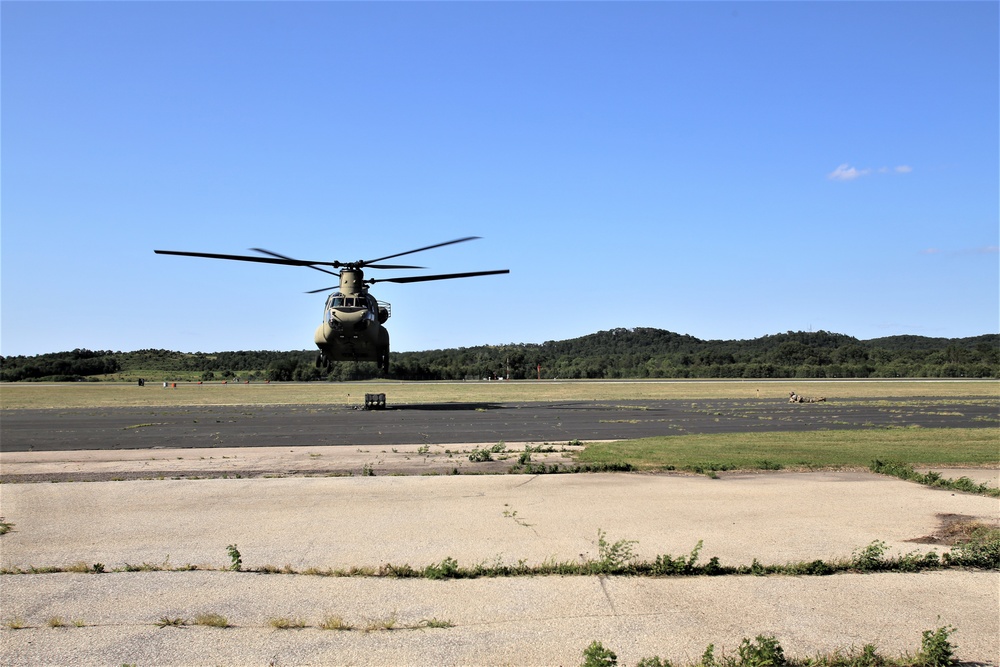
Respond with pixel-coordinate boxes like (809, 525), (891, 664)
(1, 398), (996, 452)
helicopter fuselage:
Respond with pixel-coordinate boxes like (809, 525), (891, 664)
(314, 269), (391, 372)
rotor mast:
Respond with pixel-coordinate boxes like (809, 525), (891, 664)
(339, 268), (365, 295)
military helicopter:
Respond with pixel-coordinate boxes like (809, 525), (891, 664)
(154, 237), (508, 374)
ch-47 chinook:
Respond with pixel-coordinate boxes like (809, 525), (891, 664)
(154, 237), (508, 375)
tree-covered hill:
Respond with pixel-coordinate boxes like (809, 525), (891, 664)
(1, 329), (997, 382)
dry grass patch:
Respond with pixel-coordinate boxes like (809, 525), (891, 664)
(2, 379), (995, 410)
(192, 613), (229, 628)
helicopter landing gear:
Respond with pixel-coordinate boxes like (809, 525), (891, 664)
(377, 347), (390, 376)
(316, 353), (331, 370)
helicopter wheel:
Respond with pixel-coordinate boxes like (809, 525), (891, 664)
(377, 348), (389, 376)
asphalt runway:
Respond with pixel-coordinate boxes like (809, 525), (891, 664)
(2, 397), (998, 666)
(1, 397), (996, 452)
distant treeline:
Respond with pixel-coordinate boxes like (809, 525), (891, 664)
(1, 329), (997, 382)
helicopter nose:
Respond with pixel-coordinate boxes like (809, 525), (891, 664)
(327, 309), (370, 334)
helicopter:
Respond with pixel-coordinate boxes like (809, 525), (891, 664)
(154, 237), (508, 374)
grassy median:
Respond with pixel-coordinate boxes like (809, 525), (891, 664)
(576, 428), (999, 472)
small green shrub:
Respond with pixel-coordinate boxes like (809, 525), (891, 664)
(652, 540), (704, 575)
(581, 640), (618, 667)
(917, 626), (957, 667)
(851, 541), (889, 571)
(853, 643), (884, 667)
(636, 658), (673, 667)
(424, 556), (460, 580)
(737, 634), (786, 667)
(468, 447), (492, 462)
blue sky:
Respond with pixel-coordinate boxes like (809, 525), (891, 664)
(2, 1), (997, 357)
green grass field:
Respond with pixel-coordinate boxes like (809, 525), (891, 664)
(576, 427), (999, 471)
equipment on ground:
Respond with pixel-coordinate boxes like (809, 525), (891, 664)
(154, 237), (508, 374)
(789, 391), (827, 403)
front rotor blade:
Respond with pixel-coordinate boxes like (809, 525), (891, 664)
(154, 249), (339, 268)
(362, 237), (481, 266)
(305, 285), (341, 294)
(372, 269), (510, 284)
(364, 263), (426, 270)
(251, 248), (340, 277)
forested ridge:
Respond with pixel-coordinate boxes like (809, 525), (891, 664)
(2, 329), (997, 382)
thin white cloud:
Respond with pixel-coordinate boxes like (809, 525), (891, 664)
(828, 163), (913, 181)
(920, 245), (998, 256)
(828, 164), (869, 181)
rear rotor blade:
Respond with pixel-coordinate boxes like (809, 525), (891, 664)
(371, 269), (510, 285)
(362, 237), (481, 266)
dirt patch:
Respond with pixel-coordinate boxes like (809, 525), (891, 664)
(908, 512), (1000, 545)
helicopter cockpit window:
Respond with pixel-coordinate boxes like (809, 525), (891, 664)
(329, 296), (371, 309)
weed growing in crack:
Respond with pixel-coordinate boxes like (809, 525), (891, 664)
(595, 529), (638, 573)
(319, 614), (352, 631)
(363, 612), (397, 632)
(193, 613), (229, 628)
(226, 544), (242, 571)
(424, 557), (460, 580)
